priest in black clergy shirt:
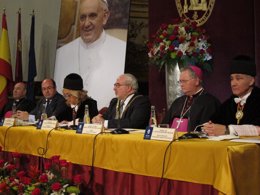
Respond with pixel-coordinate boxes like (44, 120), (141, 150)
(203, 55), (260, 136)
(162, 65), (220, 132)
(0, 82), (35, 118)
(92, 73), (151, 129)
(16, 79), (68, 122)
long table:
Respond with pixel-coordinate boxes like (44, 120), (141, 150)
(0, 126), (259, 195)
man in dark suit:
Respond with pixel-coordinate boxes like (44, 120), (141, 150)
(16, 79), (68, 122)
(0, 82), (35, 118)
(92, 73), (151, 129)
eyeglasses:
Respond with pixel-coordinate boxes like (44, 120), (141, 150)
(178, 78), (194, 84)
(114, 83), (129, 88)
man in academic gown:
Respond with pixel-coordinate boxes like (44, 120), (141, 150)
(92, 73), (151, 129)
(203, 55), (260, 136)
(54, 0), (126, 110)
(162, 66), (220, 132)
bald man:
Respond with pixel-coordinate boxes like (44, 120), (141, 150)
(16, 79), (69, 122)
(0, 82), (35, 118)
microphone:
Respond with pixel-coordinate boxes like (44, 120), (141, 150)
(111, 98), (129, 134)
(178, 123), (207, 139)
(69, 106), (78, 130)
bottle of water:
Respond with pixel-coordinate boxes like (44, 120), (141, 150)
(149, 105), (157, 127)
(83, 105), (90, 124)
(41, 103), (47, 120)
(12, 102), (17, 117)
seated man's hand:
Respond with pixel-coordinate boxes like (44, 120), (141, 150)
(92, 114), (104, 124)
(203, 121), (226, 136)
(16, 111), (29, 121)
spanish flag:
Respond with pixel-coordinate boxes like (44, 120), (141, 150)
(0, 11), (13, 110)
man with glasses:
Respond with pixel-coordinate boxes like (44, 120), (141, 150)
(16, 79), (68, 122)
(162, 66), (220, 132)
(92, 73), (151, 129)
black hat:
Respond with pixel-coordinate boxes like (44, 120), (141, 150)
(63, 73), (83, 90)
(230, 55), (256, 76)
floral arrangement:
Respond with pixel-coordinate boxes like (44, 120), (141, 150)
(0, 150), (81, 195)
(147, 18), (213, 72)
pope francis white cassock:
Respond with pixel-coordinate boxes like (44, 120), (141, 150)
(54, 31), (126, 110)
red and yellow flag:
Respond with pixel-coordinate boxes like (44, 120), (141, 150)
(0, 12), (13, 110)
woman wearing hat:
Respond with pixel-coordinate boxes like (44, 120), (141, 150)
(59, 73), (98, 125)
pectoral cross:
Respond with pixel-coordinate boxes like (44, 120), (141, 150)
(176, 118), (184, 129)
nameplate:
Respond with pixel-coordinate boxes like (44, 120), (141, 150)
(41, 120), (58, 130)
(77, 123), (103, 134)
(83, 123), (103, 134)
(150, 127), (176, 141)
(3, 118), (15, 127)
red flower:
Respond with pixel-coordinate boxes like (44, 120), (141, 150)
(169, 35), (176, 41)
(0, 159), (4, 168)
(0, 182), (8, 192)
(59, 159), (68, 167)
(178, 36), (185, 43)
(73, 174), (82, 185)
(51, 182), (62, 191)
(39, 174), (48, 183)
(169, 45), (175, 51)
(6, 164), (16, 171)
(32, 188), (41, 195)
(159, 45), (165, 51)
(44, 161), (51, 170)
(17, 171), (26, 178)
(28, 165), (40, 179)
(177, 51), (183, 57)
(21, 176), (32, 185)
(189, 42), (195, 47)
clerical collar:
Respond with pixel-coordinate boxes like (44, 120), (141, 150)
(80, 30), (106, 49)
(234, 91), (252, 106)
(188, 88), (204, 98)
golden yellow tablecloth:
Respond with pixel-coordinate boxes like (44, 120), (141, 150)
(0, 126), (259, 195)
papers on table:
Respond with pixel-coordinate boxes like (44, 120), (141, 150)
(207, 135), (239, 141)
(230, 138), (260, 144)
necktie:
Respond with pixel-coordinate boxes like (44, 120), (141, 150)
(46, 99), (50, 108)
(72, 107), (77, 126)
(119, 101), (124, 118)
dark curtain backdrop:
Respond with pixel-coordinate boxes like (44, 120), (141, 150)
(149, 0), (260, 111)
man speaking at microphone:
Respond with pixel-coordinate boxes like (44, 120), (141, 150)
(92, 73), (151, 129)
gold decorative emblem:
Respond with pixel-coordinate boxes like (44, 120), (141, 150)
(175, 0), (215, 26)
(235, 110), (244, 125)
